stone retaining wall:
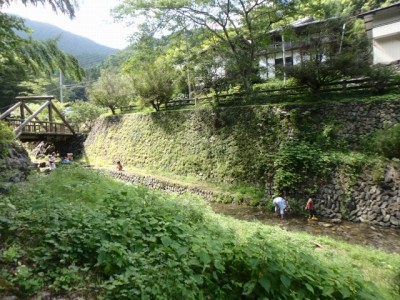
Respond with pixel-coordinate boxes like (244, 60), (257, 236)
(315, 163), (400, 228)
(108, 167), (400, 228)
(320, 101), (400, 141)
(108, 170), (229, 202)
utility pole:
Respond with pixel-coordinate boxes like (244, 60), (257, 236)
(59, 69), (63, 103)
(183, 17), (192, 101)
(185, 35), (192, 99)
(282, 34), (286, 85)
(339, 23), (346, 54)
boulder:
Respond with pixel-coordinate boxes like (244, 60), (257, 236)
(331, 218), (342, 224)
(390, 217), (399, 226)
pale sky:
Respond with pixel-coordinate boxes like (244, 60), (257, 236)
(2, 0), (132, 49)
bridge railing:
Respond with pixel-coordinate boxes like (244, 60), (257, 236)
(6, 118), (78, 135)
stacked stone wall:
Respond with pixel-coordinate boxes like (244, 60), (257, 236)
(321, 101), (400, 140)
(316, 163), (400, 228)
(107, 170), (231, 202)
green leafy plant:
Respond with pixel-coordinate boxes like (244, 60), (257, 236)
(1, 245), (22, 263)
(273, 141), (329, 199)
(65, 101), (106, 132)
(253, 78), (297, 91)
(0, 121), (14, 144)
(132, 60), (177, 111)
(0, 167), (393, 299)
(367, 64), (400, 94)
(361, 123), (400, 158)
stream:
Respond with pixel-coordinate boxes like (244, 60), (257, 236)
(209, 202), (400, 253)
(93, 167), (400, 254)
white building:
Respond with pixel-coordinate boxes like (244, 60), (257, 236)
(259, 17), (333, 79)
(358, 2), (400, 65)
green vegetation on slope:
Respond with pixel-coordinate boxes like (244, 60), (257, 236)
(1, 166), (399, 299)
(0, 121), (14, 144)
(85, 100), (400, 207)
(85, 107), (283, 185)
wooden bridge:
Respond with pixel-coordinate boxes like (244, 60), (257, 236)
(0, 96), (77, 142)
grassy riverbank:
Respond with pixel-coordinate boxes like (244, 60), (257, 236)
(1, 166), (399, 299)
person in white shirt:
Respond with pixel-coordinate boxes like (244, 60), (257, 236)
(273, 196), (287, 219)
(48, 153), (56, 170)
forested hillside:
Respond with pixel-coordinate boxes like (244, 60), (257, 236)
(18, 18), (118, 67)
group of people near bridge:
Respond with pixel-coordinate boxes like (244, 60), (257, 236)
(272, 195), (318, 221)
(47, 152), (73, 170)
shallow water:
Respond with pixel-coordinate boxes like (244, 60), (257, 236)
(209, 202), (400, 253)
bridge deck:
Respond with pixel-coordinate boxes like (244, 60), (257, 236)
(6, 118), (78, 141)
(0, 96), (77, 141)
(6, 118), (76, 135)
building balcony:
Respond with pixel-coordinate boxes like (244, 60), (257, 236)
(373, 20), (400, 39)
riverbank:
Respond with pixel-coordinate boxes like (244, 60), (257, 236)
(100, 167), (400, 253)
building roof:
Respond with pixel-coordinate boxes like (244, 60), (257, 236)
(269, 17), (328, 34)
(357, 1), (400, 18)
(290, 16), (326, 28)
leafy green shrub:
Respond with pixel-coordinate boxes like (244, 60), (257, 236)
(253, 78), (297, 91)
(273, 141), (329, 199)
(0, 121), (14, 144)
(0, 167), (386, 299)
(361, 123), (400, 158)
(66, 101), (106, 132)
(132, 60), (177, 111)
(367, 64), (400, 94)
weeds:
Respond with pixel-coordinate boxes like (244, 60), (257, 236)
(0, 167), (398, 299)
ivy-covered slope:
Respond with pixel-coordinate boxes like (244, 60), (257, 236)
(84, 100), (400, 189)
(85, 107), (287, 185)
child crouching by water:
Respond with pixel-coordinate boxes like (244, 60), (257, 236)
(116, 161), (123, 171)
(272, 196), (287, 219)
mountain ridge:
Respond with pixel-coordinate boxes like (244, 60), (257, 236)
(18, 17), (119, 67)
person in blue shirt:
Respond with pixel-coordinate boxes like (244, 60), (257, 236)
(61, 156), (71, 164)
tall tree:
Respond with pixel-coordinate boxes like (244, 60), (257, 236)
(121, 32), (168, 74)
(297, 0), (400, 18)
(114, 0), (297, 92)
(88, 70), (132, 115)
(131, 60), (177, 111)
(341, 0), (399, 14)
(66, 101), (106, 132)
(0, 0), (77, 18)
(121, 30), (196, 97)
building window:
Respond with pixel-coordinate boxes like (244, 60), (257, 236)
(275, 57), (293, 78)
(275, 56), (293, 66)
